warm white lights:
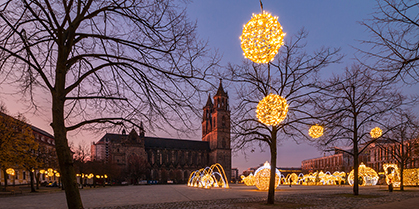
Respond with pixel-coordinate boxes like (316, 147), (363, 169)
(240, 12), (286, 63)
(254, 161), (281, 190)
(256, 94), (288, 126)
(348, 163), (379, 186)
(309, 124), (324, 138)
(370, 127), (382, 138)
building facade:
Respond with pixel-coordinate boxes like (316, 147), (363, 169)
(301, 147), (369, 174)
(302, 139), (419, 174)
(0, 112), (57, 186)
(91, 81), (231, 183)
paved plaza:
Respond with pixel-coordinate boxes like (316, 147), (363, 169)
(1, 184), (419, 208)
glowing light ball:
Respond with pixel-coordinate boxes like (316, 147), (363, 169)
(241, 173), (256, 186)
(254, 161), (281, 190)
(348, 163), (379, 186)
(240, 12), (286, 63)
(309, 124), (323, 138)
(6, 168), (15, 176)
(370, 127), (382, 138)
(256, 94), (288, 126)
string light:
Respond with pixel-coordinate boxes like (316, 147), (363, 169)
(370, 127), (382, 138)
(383, 164), (419, 187)
(309, 124), (324, 138)
(256, 94), (288, 126)
(240, 12), (286, 63)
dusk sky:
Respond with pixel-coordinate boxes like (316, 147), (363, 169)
(0, 1), (394, 173)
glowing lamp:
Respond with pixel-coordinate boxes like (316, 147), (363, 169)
(55, 173), (60, 177)
(370, 127), (382, 138)
(104, 174), (108, 178)
(256, 94), (288, 126)
(240, 12), (286, 63)
(40, 169), (45, 174)
(254, 161), (281, 190)
(96, 175), (100, 179)
(6, 168), (15, 176)
(47, 168), (54, 176)
(309, 124), (323, 138)
(88, 173), (94, 179)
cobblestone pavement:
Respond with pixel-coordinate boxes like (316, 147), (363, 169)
(90, 186), (419, 209)
(1, 184), (419, 209)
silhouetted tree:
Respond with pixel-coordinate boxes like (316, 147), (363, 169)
(229, 29), (342, 204)
(360, 0), (419, 83)
(0, 1), (216, 208)
(314, 64), (404, 195)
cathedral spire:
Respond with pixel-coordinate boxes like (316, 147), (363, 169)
(215, 79), (227, 97)
(205, 93), (213, 107)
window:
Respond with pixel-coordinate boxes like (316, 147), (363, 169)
(23, 171), (26, 180)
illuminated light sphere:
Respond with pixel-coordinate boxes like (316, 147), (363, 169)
(256, 94), (288, 126)
(254, 161), (281, 191)
(241, 173), (256, 186)
(47, 168), (54, 177)
(370, 127), (382, 138)
(240, 12), (286, 63)
(309, 124), (324, 138)
(348, 163), (379, 186)
(6, 168), (15, 176)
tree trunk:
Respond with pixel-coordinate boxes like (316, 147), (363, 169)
(52, 62), (84, 209)
(36, 173), (40, 190)
(267, 126), (278, 204)
(30, 170), (36, 192)
(2, 169), (7, 190)
(400, 163), (404, 191)
(353, 138), (359, 195)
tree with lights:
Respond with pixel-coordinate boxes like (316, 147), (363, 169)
(314, 64), (404, 195)
(230, 29), (341, 204)
(360, 0), (419, 83)
(0, 1), (217, 208)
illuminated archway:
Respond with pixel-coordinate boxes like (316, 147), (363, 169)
(187, 163), (229, 189)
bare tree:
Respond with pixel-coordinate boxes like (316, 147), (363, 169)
(0, 1), (217, 208)
(360, 0), (419, 83)
(314, 64), (404, 195)
(382, 110), (419, 191)
(228, 29), (341, 204)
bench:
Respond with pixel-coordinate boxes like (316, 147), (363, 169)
(5, 186), (23, 195)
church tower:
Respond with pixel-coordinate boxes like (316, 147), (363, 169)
(202, 80), (231, 180)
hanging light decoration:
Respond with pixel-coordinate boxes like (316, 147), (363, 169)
(309, 124), (324, 138)
(370, 127), (382, 138)
(256, 93), (288, 126)
(240, 11), (286, 64)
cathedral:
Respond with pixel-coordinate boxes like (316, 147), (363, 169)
(91, 81), (231, 183)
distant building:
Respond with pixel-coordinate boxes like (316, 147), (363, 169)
(231, 168), (239, 182)
(368, 139), (419, 173)
(0, 112), (58, 186)
(301, 147), (369, 174)
(278, 167), (302, 177)
(302, 139), (419, 174)
(91, 81), (231, 183)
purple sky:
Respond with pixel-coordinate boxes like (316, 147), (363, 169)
(0, 1), (384, 173)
